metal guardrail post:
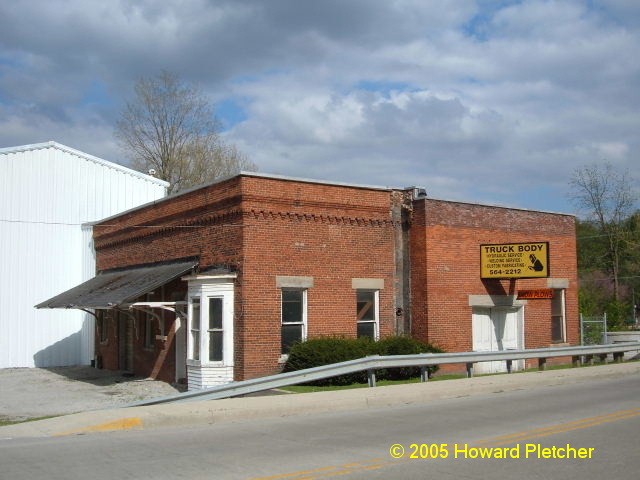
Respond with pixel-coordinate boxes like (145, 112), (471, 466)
(506, 359), (513, 373)
(466, 362), (474, 378)
(572, 356), (581, 367)
(367, 369), (377, 387)
(539, 358), (546, 371)
(420, 366), (428, 382)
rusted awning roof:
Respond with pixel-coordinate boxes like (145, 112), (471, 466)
(35, 260), (197, 309)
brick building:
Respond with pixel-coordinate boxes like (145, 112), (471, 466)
(38, 172), (579, 388)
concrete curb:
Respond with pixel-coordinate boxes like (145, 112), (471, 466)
(2, 362), (638, 439)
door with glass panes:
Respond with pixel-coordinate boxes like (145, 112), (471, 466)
(186, 280), (234, 389)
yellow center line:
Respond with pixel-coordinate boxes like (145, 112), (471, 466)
(249, 408), (640, 480)
(475, 408), (640, 447)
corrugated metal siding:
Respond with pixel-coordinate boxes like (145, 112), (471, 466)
(0, 142), (167, 368)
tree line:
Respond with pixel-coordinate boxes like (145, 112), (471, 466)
(571, 163), (639, 329)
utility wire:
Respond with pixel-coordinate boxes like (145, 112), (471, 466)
(0, 218), (242, 228)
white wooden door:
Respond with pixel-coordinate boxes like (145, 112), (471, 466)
(472, 307), (522, 374)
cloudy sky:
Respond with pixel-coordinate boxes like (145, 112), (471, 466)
(1, 0), (638, 214)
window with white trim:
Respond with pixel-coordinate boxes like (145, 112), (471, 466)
(551, 289), (566, 343)
(356, 290), (379, 340)
(189, 297), (201, 361)
(281, 289), (307, 354)
(207, 297), (224, 362)
(188, 295), (228, 363)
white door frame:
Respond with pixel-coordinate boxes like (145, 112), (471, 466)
(182, 273), (236, 389)
(472, 305), (524, 374)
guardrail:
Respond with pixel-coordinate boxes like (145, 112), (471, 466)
(128, 342), (640, 406)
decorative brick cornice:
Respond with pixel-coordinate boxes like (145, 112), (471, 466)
(246, 209), (396, 227)
(94, 210), (243, 250)
(241, 194), (391, 216)
(95, 205), (399, 251)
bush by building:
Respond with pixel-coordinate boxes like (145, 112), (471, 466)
(282, 336), (444, 386)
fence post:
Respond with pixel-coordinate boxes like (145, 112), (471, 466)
(367, 369), (377, 387)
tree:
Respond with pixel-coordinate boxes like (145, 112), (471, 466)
(115, 71), (256, 194)
(569, 162), (637, 301)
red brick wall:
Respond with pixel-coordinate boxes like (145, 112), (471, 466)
(92, 174), (398, 382)
(236, 176), (397, 379)
(93, 176), (244, 271)
(92, 176), (579, 383)
(92, 177), (245, 383)
(411, 199), (579, 359)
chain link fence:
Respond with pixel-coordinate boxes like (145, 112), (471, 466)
(580, 313), (607, 345)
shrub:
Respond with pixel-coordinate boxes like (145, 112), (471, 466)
(282, 336), (373, 385)
(283, 335), (444, 386)
(373, 336), (444, 381)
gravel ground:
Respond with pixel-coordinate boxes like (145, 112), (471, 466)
(0, 367), (183, 423)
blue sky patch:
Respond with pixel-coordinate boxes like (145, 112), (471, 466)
(463, 0), (523, 41)
(354, 80), (416, 96)
(215, 97), (249, 130)
(80, 80), (112, 107)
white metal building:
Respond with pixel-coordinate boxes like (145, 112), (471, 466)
(0, 141), (168, 368)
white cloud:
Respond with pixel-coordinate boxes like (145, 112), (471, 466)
(0, 0), (638, 213)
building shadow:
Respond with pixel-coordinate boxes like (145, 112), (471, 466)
(33, 330), (142, 386)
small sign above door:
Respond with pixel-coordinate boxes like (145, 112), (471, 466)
(517, 289), (554, 300)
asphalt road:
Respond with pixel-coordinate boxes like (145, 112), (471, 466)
(1, 373), (638, 479)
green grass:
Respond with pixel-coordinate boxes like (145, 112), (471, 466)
(280, 373), (468, 393)
(0, 415), (58, 427)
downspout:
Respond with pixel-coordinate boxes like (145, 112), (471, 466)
(392, 189), (418, 335)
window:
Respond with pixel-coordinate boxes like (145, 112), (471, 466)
(357, 290), (379, 340)
(208, 298), (224, 362)
(188, 295), (228, 363)
(189, 297), (201, 361)
(185, 277), (235, 378)
(551, 289), (566, 343)
(281, 289), (306, 354)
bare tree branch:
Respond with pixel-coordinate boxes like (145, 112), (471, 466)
(569, 162), (637, 300)
(115, 71), (257, 193)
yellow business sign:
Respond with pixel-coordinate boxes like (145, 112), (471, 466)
(480, 242), (549, 279)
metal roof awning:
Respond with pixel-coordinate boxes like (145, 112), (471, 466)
(36, 261), (197, 310)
